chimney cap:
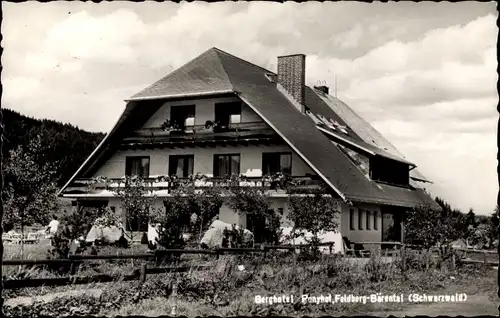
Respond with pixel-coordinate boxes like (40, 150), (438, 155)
(314, 85), (329, 94)
(277, 53), (306, 59)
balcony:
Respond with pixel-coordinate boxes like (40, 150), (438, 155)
(63, 175), (325, 196)
(121, 121), (280, 149)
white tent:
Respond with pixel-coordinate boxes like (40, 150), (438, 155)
(86, 219), (125, 244)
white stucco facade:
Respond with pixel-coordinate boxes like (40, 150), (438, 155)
(71, 95), (400, 248)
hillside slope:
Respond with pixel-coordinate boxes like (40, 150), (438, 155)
(2, 108), (105, 186)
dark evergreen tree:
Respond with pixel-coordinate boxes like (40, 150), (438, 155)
(434, 196), (467, 238)
(466, 208), (477, 228)
(2, 108), (104, 187)
(488, 206), (499, 243)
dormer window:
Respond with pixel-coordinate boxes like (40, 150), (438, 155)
(214, 102), (241, 131)
(170, 105), (195, 131)
(370, 157), (409, 186)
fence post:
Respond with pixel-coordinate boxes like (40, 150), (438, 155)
(171, 280), (178, 316)
(426, 251), (430, 271)
(483, 251), (488, 271)
(401, 245), (406, 270)
(69, 258), (81, 277)
(451, 253), (456, 271)
(261, 244), (267, 260)
(329, 243), (333, 255)
(140, 264), (147, 283)
(70, 262), (76, 276)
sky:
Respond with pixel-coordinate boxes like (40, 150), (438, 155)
(2, 2), (498, 215)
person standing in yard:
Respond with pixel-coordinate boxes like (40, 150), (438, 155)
(46, 216), (60, 243)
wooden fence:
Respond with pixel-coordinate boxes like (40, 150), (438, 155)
(3, 241), (497, 290)
(452, 248), (498, 269)
(2, 242), (336, 290)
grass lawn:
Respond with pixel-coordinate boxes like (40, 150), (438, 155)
(95, 265), (499, 317)
(3, 251), (499, 316)
(3, 240), (52, 260)
(2, 241), (153, 279)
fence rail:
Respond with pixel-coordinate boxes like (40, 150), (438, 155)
(2, 243), (335, 289)
(455, 248), (497, 254)
(3, 242), (497, 290)
(3, 265), (213, 289)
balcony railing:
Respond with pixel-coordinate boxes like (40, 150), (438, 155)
(64, 175), (324, 195)
(126, 122), (272, 140)
(120, 122), (280, 149)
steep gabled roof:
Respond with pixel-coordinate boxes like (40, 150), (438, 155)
(130, 48), (234, 100)
(60, 47), (438, 209)
(129, 48), (273, 101)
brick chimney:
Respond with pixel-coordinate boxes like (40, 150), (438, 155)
(277, 54), (306, 107)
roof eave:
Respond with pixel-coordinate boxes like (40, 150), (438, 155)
(410, 176), (434, 184)
(58, 103), (136, 196)
(317, 125), (375, 156)
(347, 195), (440, 210)
(58, 132), (111, 196)
(125, 90), (235, 102)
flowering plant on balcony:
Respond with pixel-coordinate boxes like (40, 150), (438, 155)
(261, 172), (292, 189)
(204, 120), (219, 130)
(94, 176), (109, 184)
(204, 120), (228, 132)
(153, 175), (170, 183)
(187, 173), (211, 182)
(160, 119), (182, 132)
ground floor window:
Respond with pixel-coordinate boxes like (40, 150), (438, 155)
(349, 208), (355, 230)
(358, 209), (363, 230)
